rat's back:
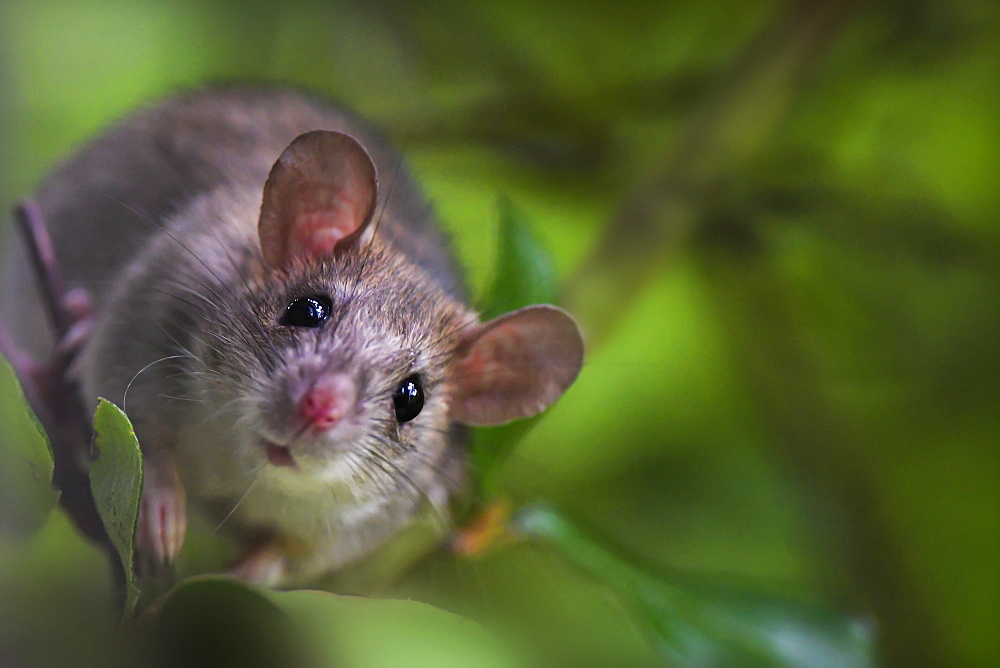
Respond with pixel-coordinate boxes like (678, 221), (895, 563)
(1, 87), (462, 358)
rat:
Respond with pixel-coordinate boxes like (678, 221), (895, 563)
(0, 86), (584, 586)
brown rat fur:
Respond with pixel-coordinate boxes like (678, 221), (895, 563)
(1, 86), (583, 586)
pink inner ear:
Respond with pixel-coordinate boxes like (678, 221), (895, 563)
(259, 131), (378, 270)
(286, 189), (360, 259)
(458, 331), (532, 398)
(450, 305), (584, 426)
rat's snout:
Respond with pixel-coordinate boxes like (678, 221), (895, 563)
(297, 373), (356, 432)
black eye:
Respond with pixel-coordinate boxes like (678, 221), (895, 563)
(281, 296), (332, 328)
(393, 374), (424, 422)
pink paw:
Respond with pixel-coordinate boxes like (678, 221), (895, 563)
(227, 539), (288, 587)
(136, 470), (187, 564)
(62, 287), (93, 323)
(55, 287), (94, 361)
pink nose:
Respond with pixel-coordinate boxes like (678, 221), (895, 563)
(298, 374), (355, 431)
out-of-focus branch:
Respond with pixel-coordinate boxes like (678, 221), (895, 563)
(563, 0), (856, 346)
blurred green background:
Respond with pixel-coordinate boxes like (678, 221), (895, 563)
(0, 1), (997, 665)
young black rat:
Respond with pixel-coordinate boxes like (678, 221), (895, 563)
(0, 87), (583, 586)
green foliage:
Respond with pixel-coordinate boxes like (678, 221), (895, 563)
(517, 505), (876, 667)
(0, 360), (114, 664)
(91, 398), (144, 616)
(262, 586), (521, 667)
(0, 356), (58, 536)
(479, 196), (559, 319)
(145, 577), (300, 667)
(2, 1), (998, 664)
(0, 509), (116, 666)
(148, 576), (521, 667)
(470, 198), (560, 494)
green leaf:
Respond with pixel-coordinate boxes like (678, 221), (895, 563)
(91, 398), (144, 615)
(515, 505), (877, 667)
(264, 588), (522, 667)
(146, 576), (522, 667)
(469, 416), (542, 497)
(479, 195), (559, 319)
(0, 508), (115, 666)
(471, 197), (560, 494)
(142, 576), (301, 666)
(0, 353), (58, 536)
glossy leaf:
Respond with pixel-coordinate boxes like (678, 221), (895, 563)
(0, 354), (58, 536)
(471, 198), (559, 494)
(266, 587), (521, 667)
(142, 576), (301, 666)
(146, 576), (521, 667)
(479, 196), (559, 319)
(515, 505), (877, 667)
(91, 398), (144, 615)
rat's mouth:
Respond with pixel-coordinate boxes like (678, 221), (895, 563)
(264, 442), (296, 468)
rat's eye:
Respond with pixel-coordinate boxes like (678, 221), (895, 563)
(393, 374), (424, 422)
(281, 296), (332, 328)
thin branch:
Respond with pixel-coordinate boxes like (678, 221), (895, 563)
(15, 201), (73, 339)
(11, 200), (125, 608)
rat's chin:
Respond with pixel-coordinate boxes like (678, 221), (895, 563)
(260, 440), (356, 486)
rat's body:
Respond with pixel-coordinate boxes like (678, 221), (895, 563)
(1, 87), (582, 586)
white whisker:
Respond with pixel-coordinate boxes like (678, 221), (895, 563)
(213, 476), (260, 534)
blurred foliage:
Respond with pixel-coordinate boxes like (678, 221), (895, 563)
(0, 356), (57, 536)
(1, 0), (998, 665)
(147, 577), (519, 667)
(470, 197), (559, 495)
(515, 505), (875, 667)
(479, 196), (559, 320)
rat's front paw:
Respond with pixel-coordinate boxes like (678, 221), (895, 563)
(136, 460), (187, 564)
(227, 537), (291, 587)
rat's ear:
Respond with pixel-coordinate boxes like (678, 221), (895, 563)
(450, 305), (584, 426)
(258, 130), (378, 270)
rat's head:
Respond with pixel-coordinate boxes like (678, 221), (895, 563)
(197, 131), (583, 490)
